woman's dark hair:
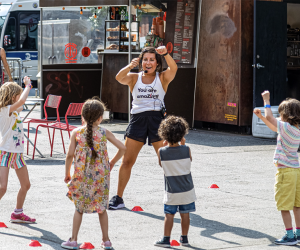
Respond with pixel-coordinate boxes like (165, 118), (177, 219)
(138, 47), (163, 73)
(158, 115), (189, 144)
(81, 98), (106, 159)
(278, 98), (300, 126)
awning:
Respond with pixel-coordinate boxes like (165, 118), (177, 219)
(39, 0), (129, 8)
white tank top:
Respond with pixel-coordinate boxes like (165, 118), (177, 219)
(131, 72), (165, 114)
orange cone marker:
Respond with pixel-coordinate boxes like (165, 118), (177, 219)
(131, 206), (143, 211)
(170, 240), (180, 246)
(0, 222), (7, 228)
(209, 184), (219, 188)
(28, 240), (42, 247)
(79, 242), (95, 249)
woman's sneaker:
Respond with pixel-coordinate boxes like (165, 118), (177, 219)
(274, 234), (297, 245)
(154, 237), (171, 248)
(109, 195), (125, 209)
(180, 235), (189, 246)
(101, 240), (112, 249)
(10, 212), (36, 223)
(61, 238), (78, 249)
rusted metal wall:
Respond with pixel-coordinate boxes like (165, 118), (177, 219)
(195, 0), (241, 125)
(239, 0), (254, 126)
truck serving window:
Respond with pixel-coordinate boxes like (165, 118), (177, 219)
(3, 17), (16, 50)
(19, 13), (39, 50)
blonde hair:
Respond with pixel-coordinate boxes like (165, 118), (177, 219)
(0, 82), (23, 110)
(81, 98), (106, 160)
(278, 98), (300, 126)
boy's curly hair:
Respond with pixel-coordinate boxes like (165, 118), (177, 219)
(81, 98), (106, 159)
(158, 115), (189, 144)
(278, 98), (300, 126)
(0, 82), (23, 110)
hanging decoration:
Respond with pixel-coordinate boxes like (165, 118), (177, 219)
(80, 7), (83, 15)
(94, 7), (97, 18)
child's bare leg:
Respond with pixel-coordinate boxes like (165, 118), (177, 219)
(293, 207), (300, 227)
(180, 213), (190, 236)
(71, 210), (83, 242)
(281, 210), (293, 229)
(15, 166), (30, 209)
(164, 214), (175, 237)
(0, 166), (9, 200)
(98, 210), (109, 242)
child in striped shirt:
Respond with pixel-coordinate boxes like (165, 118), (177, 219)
(154, 116), (196, 248)
(254, 90), (300, 246)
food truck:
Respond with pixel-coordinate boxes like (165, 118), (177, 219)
(39, 0), (298, 134)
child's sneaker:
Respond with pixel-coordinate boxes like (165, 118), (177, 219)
(274, 234), (297, 245)
(154, 238), (171, 248)
(10, 212), (36, 223)
(61, 238), (78, 249)
(295, 233), (300, 243)
(180, 235), (189, 246)
(101, 240), (112, 249)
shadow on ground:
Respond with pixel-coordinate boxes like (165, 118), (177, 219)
(121, 208), (281, 247)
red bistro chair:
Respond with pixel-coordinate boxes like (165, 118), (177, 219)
(24, 94), (62, 155)
(32, 103), (84, 160)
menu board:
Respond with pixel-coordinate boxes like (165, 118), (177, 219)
(173, 0), (196, 64)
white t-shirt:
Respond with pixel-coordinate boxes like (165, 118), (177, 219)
(0, 105), (24, 153)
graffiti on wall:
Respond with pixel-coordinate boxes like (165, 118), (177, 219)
(206, 1), (237, 39)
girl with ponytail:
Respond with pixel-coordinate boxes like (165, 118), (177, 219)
(62, 98), (126, 250)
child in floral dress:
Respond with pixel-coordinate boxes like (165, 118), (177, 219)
(62, 99), (126, 250)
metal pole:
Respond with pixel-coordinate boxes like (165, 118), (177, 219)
(128, 0), (132, 123)
(192, 0), (202, 128)
(40, 8), (43, 119)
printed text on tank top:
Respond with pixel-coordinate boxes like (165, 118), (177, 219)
(131, 72), (166, 114)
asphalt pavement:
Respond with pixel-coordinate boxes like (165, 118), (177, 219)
(0, 105), (298, 249)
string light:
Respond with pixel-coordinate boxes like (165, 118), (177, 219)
(98, 6), (102, 9)
(134, 5), (137, 9)
(80, 8), (83, 15)
(185, 0), (188, 6)
(94, 7), (97, 18)
(62, 7), (65, 10)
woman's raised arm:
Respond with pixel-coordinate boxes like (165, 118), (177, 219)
(156, 46), (178, 87)
(115, 57), (140, 87)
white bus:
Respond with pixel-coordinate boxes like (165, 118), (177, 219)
(0, 0), (39, 88)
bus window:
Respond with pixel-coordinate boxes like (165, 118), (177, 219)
(3, 17), (16, 50)
(19, 13), (39, 50)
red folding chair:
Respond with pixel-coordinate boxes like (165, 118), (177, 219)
(32, 103), (84, 159)
(24, 94), (62, 155)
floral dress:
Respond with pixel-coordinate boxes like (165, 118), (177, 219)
(67, 126), (110, 214)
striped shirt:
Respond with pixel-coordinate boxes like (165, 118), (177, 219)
(274, 120), (300, 168)
(159, 145), (196, 205)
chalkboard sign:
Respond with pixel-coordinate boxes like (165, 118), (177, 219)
(173, 0), (196, 64)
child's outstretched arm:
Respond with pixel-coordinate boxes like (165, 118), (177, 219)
(64, 129), (77, 183)
(253, 90), (277, 132)
(9, 76), (31, 113)
(106, 129), (126, 170)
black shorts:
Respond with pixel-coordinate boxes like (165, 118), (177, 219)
(125, 111), (163, 145)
